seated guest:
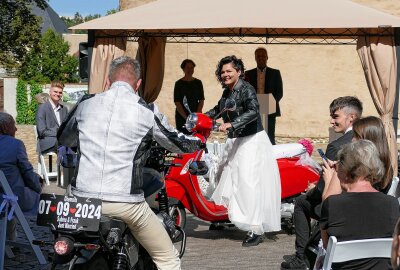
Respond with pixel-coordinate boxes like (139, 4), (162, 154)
(322, 116), (393, 199)
(36, 81), (68, 153)
(0, 112), (42, 216)
(281, 96), (363, 270)
(320, 140), (399, 270)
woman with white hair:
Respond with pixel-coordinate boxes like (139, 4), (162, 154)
(320, 140), (399, 269)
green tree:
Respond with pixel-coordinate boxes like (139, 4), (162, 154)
(16, 80), (29, 124)
(73, 12), (84, 25)
(28, 82), (43, 124)
(60, 16), (74, 29)
(19, 29), (79, 83)
(61, 12), (86, 34)
(106, 9), (119, 15)
(85, 13), (101, 21)
(61, 11), (115, 34)
(0, 0), (47, 72)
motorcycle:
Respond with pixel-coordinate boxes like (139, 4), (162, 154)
(33, 162), (186, 269)
(164, 97), (321, 232)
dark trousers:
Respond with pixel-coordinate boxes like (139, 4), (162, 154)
(293, 194), (321, 257)
(268, 116), (276, 145)
(41, 144), (57, 154)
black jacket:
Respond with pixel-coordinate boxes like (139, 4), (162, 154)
(244, 67), (283, 117)
(307, 130), (354, 203)
(206, 79), (264, 138)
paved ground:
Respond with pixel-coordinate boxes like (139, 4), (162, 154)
(4, 204), (296, 270)
(4, 125), (330, 269)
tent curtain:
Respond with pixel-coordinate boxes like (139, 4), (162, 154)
(136, 37), (166, 103)
(89, 36), (127, 93)
(357, 35), (398, 174)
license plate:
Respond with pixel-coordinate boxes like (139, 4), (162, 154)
(37, 194), (102, 232)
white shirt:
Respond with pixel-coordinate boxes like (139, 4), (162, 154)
(49, 99), (62, 125)
(256, 67), (266, 94)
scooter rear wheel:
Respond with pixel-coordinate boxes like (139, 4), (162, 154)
(169, 204), (186, 229)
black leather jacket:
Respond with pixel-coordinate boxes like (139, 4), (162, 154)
(206, 79), (264, 138)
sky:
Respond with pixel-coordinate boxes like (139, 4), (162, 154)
(48, 0), (119, 17)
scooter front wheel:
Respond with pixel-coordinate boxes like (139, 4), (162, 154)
(169, 204), (187, 229)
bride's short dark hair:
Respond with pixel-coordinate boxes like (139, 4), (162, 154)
(215, 55), (245, 85)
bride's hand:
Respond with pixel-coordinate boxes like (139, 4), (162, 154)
(218, 123), (232, 132)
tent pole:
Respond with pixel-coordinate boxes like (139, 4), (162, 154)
(87, 30), (95, 84)
(394, 28), (400, 136)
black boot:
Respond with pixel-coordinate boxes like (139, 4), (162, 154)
(280, 255), (309, 270)
(242, 231), (263, 247)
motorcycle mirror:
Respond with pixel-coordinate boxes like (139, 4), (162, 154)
(212, 98), (236, 120)
(182, 96), (192, 114)
(224, 98), (236, 111)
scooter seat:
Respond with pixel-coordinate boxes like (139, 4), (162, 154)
(273, 143), (305, 159)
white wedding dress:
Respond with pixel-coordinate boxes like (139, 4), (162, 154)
(211, 130), (281, 234)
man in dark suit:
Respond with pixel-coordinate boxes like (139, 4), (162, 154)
(244, 47), (283, 144)
(281, 96), (363, 270)
(36, 81), (68, 154)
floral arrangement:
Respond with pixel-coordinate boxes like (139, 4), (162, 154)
(298, 138), (313, 156)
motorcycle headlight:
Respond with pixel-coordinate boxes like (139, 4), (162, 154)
(185, 113), (198, 132)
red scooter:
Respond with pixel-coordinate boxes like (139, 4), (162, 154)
(165, 98), (320, 231)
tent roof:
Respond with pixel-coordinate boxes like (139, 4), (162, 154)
(71, 0), (400, 38)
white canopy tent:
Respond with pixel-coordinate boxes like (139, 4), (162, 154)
(72, 0), (400, 34)
(72, 0), (400, 173)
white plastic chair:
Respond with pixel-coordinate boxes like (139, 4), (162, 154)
(33, 125), (60, 185)
(387, 176), (399, 197)
(315, 236), (392, 270)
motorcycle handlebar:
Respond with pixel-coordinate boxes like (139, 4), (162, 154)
(164, 163), (182, 167)
(213, 122), (221, 131)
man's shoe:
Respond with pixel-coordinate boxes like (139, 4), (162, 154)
(280, 255), (309, 270)
(282, 254), (296, 262)
(242, 231), (263, 247)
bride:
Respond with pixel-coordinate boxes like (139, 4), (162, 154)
(205, 55), (281, 247)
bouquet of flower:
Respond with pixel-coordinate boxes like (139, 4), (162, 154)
(298, 138), (313, 156)
(296, 138), (321, 171)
